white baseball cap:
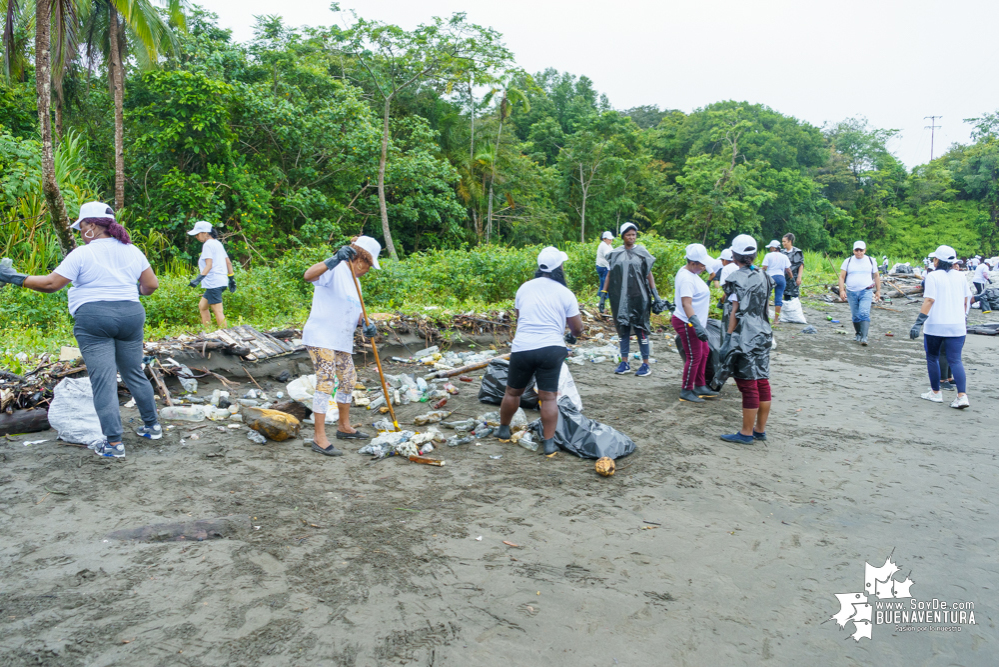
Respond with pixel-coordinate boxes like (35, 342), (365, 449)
(853, 240), (866, 250)
(72, 201), (115, 230)
(353, 235), (382, 270)
(766, 240), (781, 248)
(620, 221), (638, 235)
(684, 243), (712, 266)
(537, 246), (569, 272)
(719, 248), (734, 261)
(601, 231), (613, 240)
(929, 245), (957, 262)
(187, 220), (213, 236)
(731, 234), (757, 255)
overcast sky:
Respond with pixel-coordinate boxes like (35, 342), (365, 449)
(199, 0), (997, 169)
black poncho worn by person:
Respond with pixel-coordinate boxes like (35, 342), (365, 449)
(606, 237), (656, 375)
(781, 242), (804, 300)
(722, 265), (773, 381)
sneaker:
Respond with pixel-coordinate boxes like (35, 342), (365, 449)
(720, 432), (754, 444)
(95, 440), (126, 458)
(939, 381), (955, 390)
(135, 424), (163, 440)
(635, 363), (651, 377)
(614, 362), (631, 375)
(752, 430), (767, 441)
(950, 395), (970, 410)
(920, 390), (943, 403)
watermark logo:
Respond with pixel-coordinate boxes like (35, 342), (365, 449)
(829, 550), (976, 641)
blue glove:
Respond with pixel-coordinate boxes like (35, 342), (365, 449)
(324, 245), (357, 272)
(362, 322), (377, 338)
(189, 274), (206, 288)
(910, 313), (928, 339)
(0, 258), (27, 287)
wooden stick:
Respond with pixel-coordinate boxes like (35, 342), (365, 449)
(148, 361), (173, 406)
(349, 258), (400, 432)
(424, 354), (511, 380)
(241, 365), (264, 392)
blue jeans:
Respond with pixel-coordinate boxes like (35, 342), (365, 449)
(771, 274), (786, 307)
(596, 266), (609, 293)
(924, 335), (966, 393)
(846, 289), (873, 323)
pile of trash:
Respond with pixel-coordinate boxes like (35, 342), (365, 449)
(441, 409), (538, 451)
(359, 427), (444, 458)
(389, 345), (501, 373)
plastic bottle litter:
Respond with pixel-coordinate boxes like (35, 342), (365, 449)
(210, 390), (229, 407)
(228, 404), (240, 414)
(443, 383), (459, 395)
(243, 407), (301, 442)
(412, 346), (439, 360)
(416, 377), (428, 391)
(238, 399), (259, 407)
(518, 432), (538, 452)
(174, 365), (198, 394)
(477, 411), (500, 426)
(159, 405), (206, 422)
(446, 435), (474, 447)
(246, 430), (267, 445)
(229, 413), (243, 422)
(208, 408), (231, 421)
(432, 398), (448, 410)
(473, 426), (494, 438)
(414, 410), (452, 426)
(459, 376), (473, 383)
(442, 419), (475, 431)
(591, 356), (607, 363)
(368, 396), (386, 410)
(373, 418), (394, 432)
(510, 408), (528, 428)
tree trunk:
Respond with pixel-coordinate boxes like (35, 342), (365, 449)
(468, 78), (475, 169)
(377, 97), (398, 260)
(579, 163), (587, 242)
(486, 111), (505, 243)
(35, 0), (74, 256)
(109, 7), (125, 212)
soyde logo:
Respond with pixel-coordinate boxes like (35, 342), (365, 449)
(830, 551), (977, 641)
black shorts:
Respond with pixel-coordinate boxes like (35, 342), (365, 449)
(202, 287), (225, 305)
(508, 346), (567, 393)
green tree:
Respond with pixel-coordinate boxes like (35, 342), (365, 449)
(481, 71), (529, 241)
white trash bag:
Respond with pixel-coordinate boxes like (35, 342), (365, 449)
(780, 297), (808, 324)
(557, 363), (583, 411)
(286, 374), (337, 412)
(48, 377), (104, 447)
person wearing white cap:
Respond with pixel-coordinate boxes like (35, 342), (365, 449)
(0, 202), (162, 458)
(718, 248), (738, 286)
(761, 240), (792, 324)
(596, 231), (614, 313)
(910, 245), (972, 409)
(606, 222), (667, 377)
(672, 243), (717, 402)
(880, 255), (890, 276)
(719, 234), (774, 444)
(971, 255), (990, 298)
(494, 247), (583, 455)
(838, 240), (881, 345)
(301, 236), (383, 455)
(187, 221), (235, 329)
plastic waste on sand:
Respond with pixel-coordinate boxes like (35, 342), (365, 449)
(414, 410), (451, 426)
(801, 325), (818, 334)
(159, 405), (206, 422)
(243, 407), (301, 442)
(47, 377), (104, 447)
(529, 396), (636, 460)
(286, 374), (337, 412)
(246, 430), (267, 445)
(779, 297), (807, 324)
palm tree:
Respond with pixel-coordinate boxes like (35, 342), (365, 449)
(481, 74), (529, 243)
(81, 0), (185, 211)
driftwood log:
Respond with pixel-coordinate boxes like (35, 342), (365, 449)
(424, 354), (512, 380)
(0, 408), (50, 436)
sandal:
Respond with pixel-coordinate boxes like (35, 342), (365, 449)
(336, 429), (370, 440)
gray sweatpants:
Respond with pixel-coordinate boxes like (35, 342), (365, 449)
(73, 301), (158, 441)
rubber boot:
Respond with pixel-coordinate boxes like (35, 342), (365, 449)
(495, 424), (511, 440)
(859, 320), (870, 346)
(853, 321), (862, 342)
(694, 385), (719, 398)
(679, 388), (705, 403)
(598, 293), (607, 314)
(543, 438), (558, 455)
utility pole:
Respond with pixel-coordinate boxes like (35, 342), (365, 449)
(924, 116), (942, 161)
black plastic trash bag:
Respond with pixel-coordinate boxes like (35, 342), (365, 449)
(606, 245), (656, 333)
(721, 267), (773, 381)
(674, 318), (729, 391)
(529, 396), (636, 460)
(477, 359), (540, 409)
(984, 288), (999, 311)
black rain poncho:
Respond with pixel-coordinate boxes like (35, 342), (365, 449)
(722, 266), (773, 380)
(606, 245), (656, 332)
(782, 246), (804, 299)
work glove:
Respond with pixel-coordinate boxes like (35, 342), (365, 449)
(0, 258), (27, 287)
(324, 245), (356, 272)
(362, 321), (377, 338)
(910, 313), (929, 340)
(564, 332), (577, 345)
(687, 314), (710, 342)
(228, 274), (237, 293)
(189, 274), (206, 288)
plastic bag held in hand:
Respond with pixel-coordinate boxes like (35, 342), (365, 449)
(688, 314), (710, 342)
(324, 245), (356, 271)
(0, 257), (27, 287)
(189, 274), (206, 287)
(910, 313), (928, 339)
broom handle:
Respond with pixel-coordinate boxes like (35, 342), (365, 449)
(349, 258), (400, 432)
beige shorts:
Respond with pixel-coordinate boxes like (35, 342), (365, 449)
(306, 346), (356, 404)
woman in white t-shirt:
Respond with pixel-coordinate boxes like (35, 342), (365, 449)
(761, 241), (792, 324)
(910, 245), (972, 409)
(596, 231), (614, 313)
(187, 221), (235, 330)
(838, 240), (881, 345)
(300, 236), (382, 456)
(0, 202), (161, 458)
(672, 243), (716, 403)
(495, 247), (583, 455)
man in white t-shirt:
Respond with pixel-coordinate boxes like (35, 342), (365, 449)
(761, 241), (792, 323)
(838, 240), (881, 345)
(495, 247), (583, 455)
(972, 259), (990, 295)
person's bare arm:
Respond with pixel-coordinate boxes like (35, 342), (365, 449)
(138, 267), (158, 296)
(646, 272), (656, 292)
(838, 270), (847, 301)
(201, 258), (213, 276)
(920, 297), (934, 316)
(873, 270), (882, 300)
(682, 296), (695, 318)
(797, 263), (804, 285)
(566, 314), (583, 337)
(22, 272), (72, 293)
(303, 261), (328, 282)
(225, 257), (234, 275)
(727, 300), (740, 334)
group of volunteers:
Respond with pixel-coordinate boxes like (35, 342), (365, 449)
(0, 201), (984, 459)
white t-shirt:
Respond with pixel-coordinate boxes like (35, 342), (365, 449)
(719, 263), (739, 286)
(595, 242), (613, 268)
(198, 238), (229, 289)
(673, 267), (710, 324)
(54, 239), (150, 316)
(512, 278), (580, 353)
(762, 251), (791, 277)
(302, 262), (363, 353)
(973, 263), (990, 283)
(924, 269), (971, 338)
(705, 257), (723, 277)
(841, 255), (878, 292)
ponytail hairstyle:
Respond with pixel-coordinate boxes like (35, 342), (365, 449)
(209, 228), (219, 240)
(534, 265), (568, 286)
(731, 251), (755, 267)
(83, 214), (131, 245)
(936, 259), (954, 272)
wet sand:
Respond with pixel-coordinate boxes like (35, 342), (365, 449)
(1, 300), (997, 666)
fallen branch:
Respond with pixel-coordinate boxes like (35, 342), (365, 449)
(147, 361), (173, 407)
(423, 354), (511, 380)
